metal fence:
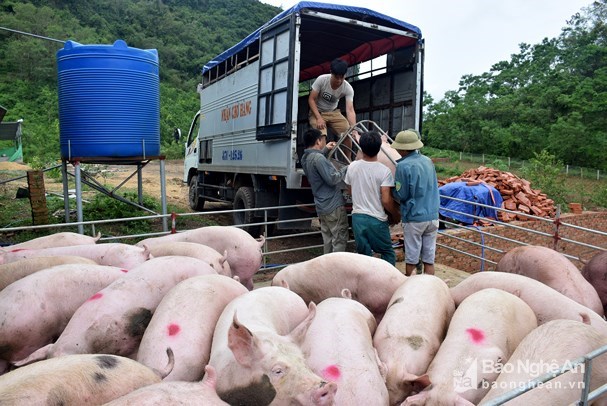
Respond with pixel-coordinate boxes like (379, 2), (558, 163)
(0, 200), (606, 404)
(453, 151), (606, 181)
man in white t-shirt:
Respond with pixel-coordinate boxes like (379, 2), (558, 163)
(308, 58), (357, 159)
(344, 131), (401, 265)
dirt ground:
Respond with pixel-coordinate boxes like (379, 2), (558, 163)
(0, 159), (470, 286)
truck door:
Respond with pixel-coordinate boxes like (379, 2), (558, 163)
(256, 14), (296, 141)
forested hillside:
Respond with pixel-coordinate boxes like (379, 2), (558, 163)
(0, 0), (279, 162)
(1, 0), (606, 171)
(423, 0), (607, 171)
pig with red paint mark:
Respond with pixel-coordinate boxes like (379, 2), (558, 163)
(0, 351), (173, 404)
(495, 245), (604, 316)
(137, 274), (248, 381)
(401, 288), (537, 406)
(207, 286), (337, 405)
(5, 231), (101, 250)
(0, 255), (97, 290)
(0, 242), (151, 269)
(302, 292), (389, 405)
(104, 365), (229, 405)
(374, 275), (455, 405)
(146, 241), (231, 277)
(480, 319), (607, 405)
(136, 226), (264, 290)
(271, 252), (407, 322)
(450, 271), (607, 337)
(582, 250), (607, 315)
(14, 256), (216, 366)
(0, 264), (128, 374)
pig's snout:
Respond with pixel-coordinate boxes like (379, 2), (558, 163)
(313, 381), (337, 405)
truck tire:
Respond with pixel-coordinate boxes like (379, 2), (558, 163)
(189, 176), (205, 211)
(233, 186), (261, 237)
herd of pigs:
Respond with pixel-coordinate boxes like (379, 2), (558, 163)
(0, 225), (606, 405)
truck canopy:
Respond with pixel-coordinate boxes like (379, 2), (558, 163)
(202, 1), (422, 80)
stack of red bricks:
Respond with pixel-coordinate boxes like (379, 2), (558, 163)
(439, 166), (556, 222)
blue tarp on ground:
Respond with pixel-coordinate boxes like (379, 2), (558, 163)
(439, 181), (503, 225)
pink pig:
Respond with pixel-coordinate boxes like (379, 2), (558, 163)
(14, 256), (216, 366)
(136, 226), (264, 289)
(104, 365), (229, 405)
(137, 274), (248, 381)
(374, 275), (455, 405)
(450, 271), (607, 337)
(272, 252), (406, 322)
(0, 243), (151, 269)
(0, 352), (173, 404)
(302, 294), (389, 405)
(5, 231), (100, 250)
(0, 255), (97, 290)
(147, 241), (231, 276)
(402, 288), (537, 406)
(495, 245), (603, 315)
(207, 286), (337, 405)
(0, 264), (128, 373)
(480, 319), (607, 405)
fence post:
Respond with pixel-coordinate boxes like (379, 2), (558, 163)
(597, 170), (600, 181)
(566, 164), (569, 175)
(508, 157), (511, 168)
(553, 205), (562, 251)
(460, 151), (462, 161)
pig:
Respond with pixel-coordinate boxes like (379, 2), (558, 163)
(14, 256), (217, 366)
(582, 250), (607, 315)
(272, 252), (407, 322)
(495, 245), (603, 315)
(0, 255), (97, 290)
(0, 242), (151, 269)
(136, 225), (264, 289)
(374, 275), (455, 405)
(5, 231), (101, 250)
(450, 271), (607, 337)
(480, 319), (607, 406)
(0, 264), (128, 373)
(354, 132), (402, 176)
(402, 288), (537, 406)
(104, 364), (229, 405)
(147, 241), (231, 276)
(137, 274), (248, 381)
(207, 286), (337, 405)
(302, 294), (389, 405)
(0, 351), (173, 404)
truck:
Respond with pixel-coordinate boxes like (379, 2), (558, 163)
(182, 1), (423, 234)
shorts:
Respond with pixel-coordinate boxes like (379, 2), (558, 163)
(403, 220), (439, 265)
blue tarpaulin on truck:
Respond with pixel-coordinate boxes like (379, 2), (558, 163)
(439, 181), (503, 225)
(202, 1), (422, 76)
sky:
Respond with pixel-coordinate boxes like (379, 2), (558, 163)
(259, 0), (591, 100)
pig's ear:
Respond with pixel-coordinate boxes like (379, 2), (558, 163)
(409, 374), (431, 393)
(289, 302), (316, 344)
(141, 244), (152, 260)
(341, 288), (352, 299)
(228, 312), (260, 367)
(374, 348), (388, 380)
(13, 343), (52, 367)
(401, 390), (429, 405)
(202, 365), (218, 389)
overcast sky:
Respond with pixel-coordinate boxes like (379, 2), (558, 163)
(259, 0), (591, 100)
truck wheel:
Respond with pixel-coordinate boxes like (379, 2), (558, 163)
(233, 186), (261, 237)
(189, 176), (205, 211)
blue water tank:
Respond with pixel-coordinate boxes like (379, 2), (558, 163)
(57, 40), (160, 159)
